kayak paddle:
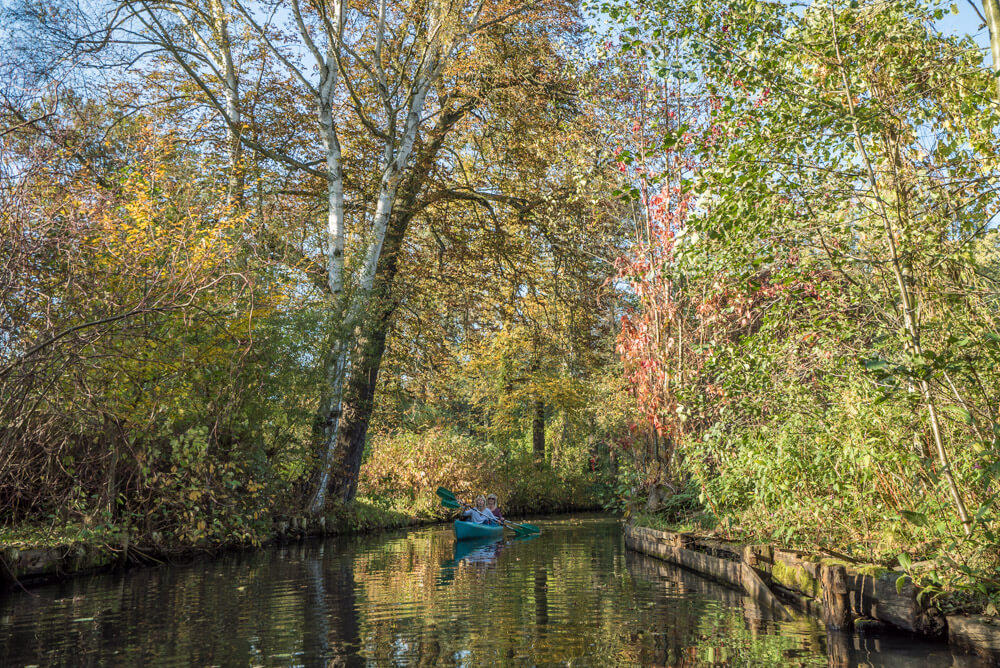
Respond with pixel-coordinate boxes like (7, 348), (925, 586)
(503, 519), (541, 534)
(436, 486), (541, 535)
(440, 496), (463, 510)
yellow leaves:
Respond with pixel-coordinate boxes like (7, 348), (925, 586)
(72, 134), (251, 293)
(188, 490), (202, 501)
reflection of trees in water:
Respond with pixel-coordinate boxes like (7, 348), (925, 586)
(353, 530), (460, 663)
(0, 544), (326, 664)
(0, 519), (966, 667)
(302, 543), (362, 666)
(623, 549), (826, 666)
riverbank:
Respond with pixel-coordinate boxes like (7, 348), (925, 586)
(625, 523), (1000, 665)
(9, 515), (953, 666)
(0, 501), (603, 592)
(0, 502), (417, 591)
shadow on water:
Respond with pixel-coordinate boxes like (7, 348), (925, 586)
(0, 515), (986, 666)
(624, 548), (977, 667)
(438, 535), (536, 587)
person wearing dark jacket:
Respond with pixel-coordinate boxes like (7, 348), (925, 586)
(485, 494), (504, 522)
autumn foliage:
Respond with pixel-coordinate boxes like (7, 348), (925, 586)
(602, 0), (1000, 609)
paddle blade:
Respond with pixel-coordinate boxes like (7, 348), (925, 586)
(518, 523), (541, 534)
(440, 497), (461, 509)
(509, 524), (532, 536)
(436, 486), (457, 501)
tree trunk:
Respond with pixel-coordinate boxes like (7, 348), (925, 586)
(304, 53), (348, 514)
(308, 67), (437, 512)
(532, 398), (545, 465)
(984, 0), (1000, 102)
(101, 413), (119, 520)
(314, 104), (470, 506)
(329, 282), (397, 503)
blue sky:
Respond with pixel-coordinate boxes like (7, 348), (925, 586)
(937, 1), (991, 49)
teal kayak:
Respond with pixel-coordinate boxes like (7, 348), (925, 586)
(454, 519), (504, 540)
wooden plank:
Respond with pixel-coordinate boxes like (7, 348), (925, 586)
(872, 572), (945, 637)
(947, 615), (1000, 665)
(626, 526), (792, 619)
(820, 563), (852, 631)
(740, 561), (792, 620)
(623, 525), (956, 647)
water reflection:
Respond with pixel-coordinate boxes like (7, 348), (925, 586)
(453, 536), (504, 565)
(0, 516), (983, 666)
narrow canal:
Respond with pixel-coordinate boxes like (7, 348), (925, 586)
(0, 516), (975, 666)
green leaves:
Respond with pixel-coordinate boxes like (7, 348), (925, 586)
(900, 510), (929, 527)
(943, 405), (974, 426)
(594, 0), (1000, 611)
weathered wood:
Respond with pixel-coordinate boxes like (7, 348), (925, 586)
(1, 544), (116, 588)
(872, 572), (945, 637)
(624, 525), (960, 650)
(771, 550), (821, 599)
(845, 570), (877, 619)
(820, 563), (852, 631)
(691, 537), (742, 561)
(624, 531), (744, 590)
(740, 562), (792, 620)
(947, 615), (1000, 665)
(625, 526), (792, 619)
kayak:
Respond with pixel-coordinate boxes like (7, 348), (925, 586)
(454, 519), (504, 540)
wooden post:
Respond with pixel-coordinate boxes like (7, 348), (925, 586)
(821, 564), (852, 631)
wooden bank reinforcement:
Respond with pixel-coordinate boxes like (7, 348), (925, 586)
(625, 523), (1000, 665)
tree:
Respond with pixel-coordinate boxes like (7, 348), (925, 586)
(982, 0), (1000, 102)
(602, 0), (1000, 553)
(14, 0), (587, 509)
(0, 101), (262, 526)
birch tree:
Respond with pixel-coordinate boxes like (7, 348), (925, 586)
(15, 0), (579, 510)
(983, 0), (1000, 102)
(47, 0), (573, 511)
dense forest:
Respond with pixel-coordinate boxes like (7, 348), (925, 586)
(1, 0), (628, 541)
(2, 0), (999, 614)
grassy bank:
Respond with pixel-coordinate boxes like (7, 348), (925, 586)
(1, 492), (604, 591)
(627, 473), (1000, 618)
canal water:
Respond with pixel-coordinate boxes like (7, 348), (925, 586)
(0, 515), (981, 666)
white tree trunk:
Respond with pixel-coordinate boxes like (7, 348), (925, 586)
(984, 0), (1000, 102)
(308, 39), (348, 512)
(211, 0), (243, 205)
(307, 82), (433, 512)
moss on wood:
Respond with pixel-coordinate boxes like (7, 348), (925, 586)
(772, 559), (821, 599)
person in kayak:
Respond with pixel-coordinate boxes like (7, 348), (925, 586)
(485, 494), (504, 522)
(461, 495), (499, 524)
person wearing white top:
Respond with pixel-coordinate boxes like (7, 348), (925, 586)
(461, 495), (499, 524)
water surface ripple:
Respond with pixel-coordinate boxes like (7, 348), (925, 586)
(0, 516), (980, 666)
